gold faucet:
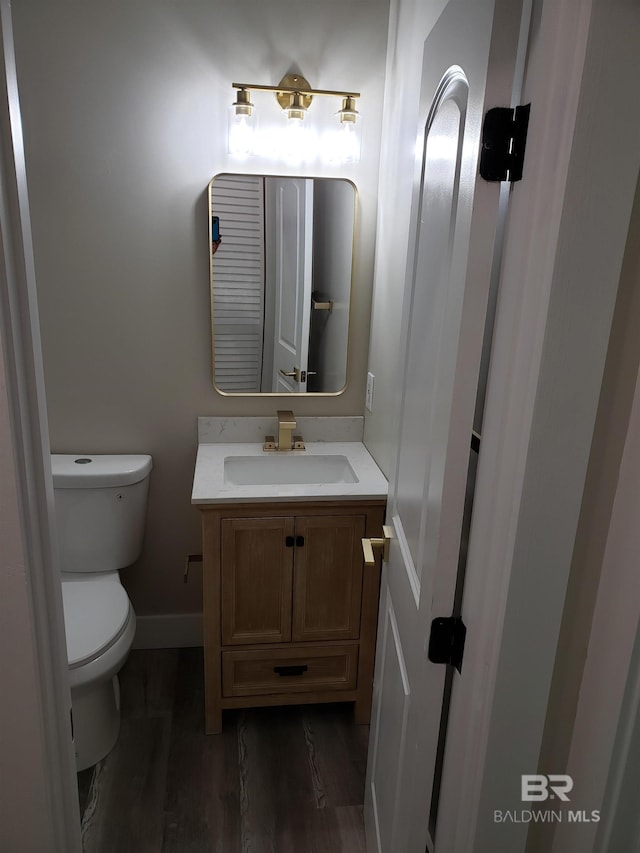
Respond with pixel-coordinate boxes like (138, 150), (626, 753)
(263, 410), (305, 451)
(277, 410), (296, 451)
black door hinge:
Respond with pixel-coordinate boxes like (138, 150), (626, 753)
(479, 103), (530, 182)
(428, 616), (467, 673)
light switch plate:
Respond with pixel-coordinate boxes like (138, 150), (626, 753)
(366, 372), (375, 412)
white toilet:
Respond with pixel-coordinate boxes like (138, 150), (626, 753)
(51, 453), (153, 771)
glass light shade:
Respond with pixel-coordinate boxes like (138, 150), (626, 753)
(323, 109), (361, 164)
(282, 116), (308, 164)
(228, 105), (257, 157)
(337, 119), (361, 163)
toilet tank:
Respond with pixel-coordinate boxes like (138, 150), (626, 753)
(51, 454), (153, 573)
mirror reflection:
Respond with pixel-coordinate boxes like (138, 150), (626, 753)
(209, 174), (356, 394)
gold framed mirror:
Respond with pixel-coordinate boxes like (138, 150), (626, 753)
(209, 173), (356, 395)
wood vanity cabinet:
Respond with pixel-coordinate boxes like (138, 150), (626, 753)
(199, 499), (386, 734)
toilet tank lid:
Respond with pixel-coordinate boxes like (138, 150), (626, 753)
(51, 454), (153, 488)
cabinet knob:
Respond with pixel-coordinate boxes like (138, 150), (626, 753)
(361, 525), (394, 567)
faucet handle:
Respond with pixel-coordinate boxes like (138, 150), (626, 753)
(277, 409), (296, 428)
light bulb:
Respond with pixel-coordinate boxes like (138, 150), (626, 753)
(229, 113), (255, 156)
(283, 116), (307, 164)
(339, 121), (360, 163)
(323, 105), (361, 164)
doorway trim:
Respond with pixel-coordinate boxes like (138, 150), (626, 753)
(0, 1), (81, 849)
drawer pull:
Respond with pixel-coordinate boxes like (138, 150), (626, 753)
(273, 664), (308, 677)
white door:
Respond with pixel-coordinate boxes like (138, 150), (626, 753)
(365, 1), (526, 850)
(266, 177), (313, 393)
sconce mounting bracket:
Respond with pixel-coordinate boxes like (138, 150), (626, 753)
(276, 73), (313, 112)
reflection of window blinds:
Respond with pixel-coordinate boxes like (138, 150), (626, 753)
(211, 175), (265, 392)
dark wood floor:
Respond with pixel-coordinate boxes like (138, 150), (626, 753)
(77, 648), (370, 852)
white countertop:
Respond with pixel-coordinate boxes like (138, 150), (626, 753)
(191, 441), (388, 504)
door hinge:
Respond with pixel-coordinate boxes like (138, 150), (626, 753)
(428, 616), (467, 673)
(479, 103), (530, 182)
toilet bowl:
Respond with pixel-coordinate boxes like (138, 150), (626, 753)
(62, 575), (137, 769)
(51, 454), (152, 771)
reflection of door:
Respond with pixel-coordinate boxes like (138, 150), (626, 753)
(364, 1), (526, 851)
(266, 178), (313, 392)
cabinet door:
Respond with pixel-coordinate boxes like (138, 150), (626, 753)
(292, 515), (366, 642)
(221, 517), (294, 645)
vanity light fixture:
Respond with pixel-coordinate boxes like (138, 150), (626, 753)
(229, 72), (362, 163)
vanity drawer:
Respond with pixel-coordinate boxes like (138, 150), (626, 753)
(221, 644), (359, 697)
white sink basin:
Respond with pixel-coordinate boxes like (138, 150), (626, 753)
(224, 454), (358, 486)
(192, 440), (387, 504)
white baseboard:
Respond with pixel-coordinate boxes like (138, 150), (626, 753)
(132, 612), (203, 649)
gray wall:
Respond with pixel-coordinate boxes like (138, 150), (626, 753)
(11, 0), (389, 618)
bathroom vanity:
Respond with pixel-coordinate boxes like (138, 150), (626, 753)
(192, 432), (388, 734)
